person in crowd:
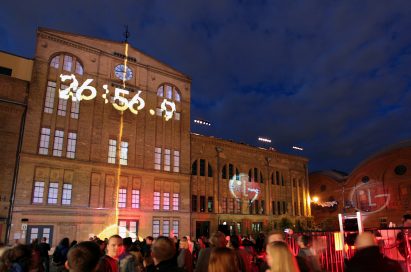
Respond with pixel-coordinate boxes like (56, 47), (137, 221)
(0, 244), (32, 272)
(228, 235), (250, 272)
(396, 213), (411, 270)
(256, 233), (266, 253)
(177, 237), (193, 272)
(266, 241), (299, 272)
(97, 235), (124, 272)
(53, 237), (70, 272)
(346, 232), (402, 272)
(65, 241), (101, 272)
(147, 236), (181, 272)
(119, 237), (137, 272)
(296, 235), (321, 272)
(38, 237), (51, 272)
(267, 231), (285, 244)
(142, 256), (154, 271)
(95, 239), (107, 257)
(31, 246), (46, 272)
(196, 231), (227, 272)
(186, 236), (194, 254)
(208, 247), (239, 272)
(141, 236), (153, 258)
(69, 241), (78, 249)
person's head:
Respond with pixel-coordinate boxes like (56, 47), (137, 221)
(123, 237), (133, 251)
(355, 232), (377, 250)
(266, 241), (299, 272)
(208, 247), (239, 272)
(41, 237), (47, 243)
(209, 231), (227, 248)
(145, 236), (154, 245)
(267, 231), (285, 244)
(297, 235), (312, 249)
(403, 214), (411, 227)
(65, 241), (100, 272)
(70, 240), (78, 248)
(229, 235), (241, 249)
(151, 236), (176, 265)
(179, 237), (189, 250)
(107, 235), (124, 259)
(59, 237), (70, 248)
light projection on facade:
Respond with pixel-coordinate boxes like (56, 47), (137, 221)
(59, 74), (176, 118)
(348, 180), (390, 215)
(229, 173), (261, 204)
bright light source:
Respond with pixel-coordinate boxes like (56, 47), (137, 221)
(312, 196), (319, 203)
(194, 119), (211, 126)
(292, 146), (303, 151)
(258, 137), (271, 143)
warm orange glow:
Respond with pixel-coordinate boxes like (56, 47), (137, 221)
(312, 196), (319, 203)
(334, 232), (343, 251)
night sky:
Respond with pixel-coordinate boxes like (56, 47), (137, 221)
(1, 1), (411, 173)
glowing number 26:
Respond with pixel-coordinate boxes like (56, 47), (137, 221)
(59, 74), (97, 101)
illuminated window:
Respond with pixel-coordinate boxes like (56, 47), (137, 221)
(174, 112), (180, 120)
(132, 190), (140, 208)
(63, 55), (73, 72)
(119, 220), (138, 241)
(200, 196), (205, 212)
(70, 100), (80, 119)
(129, 221), (138, 241)
(163, 220), (170, 237)
(163, 192), (170, 210)
(66, 132), (77, 159)
(108, 139), (117, 164)
(57, 84), (68, 116)
(119, 220), (127, 238)
(164, 149), (171, 171)
(157, 86), (163, 97)
(118, 188), (127, 208)
(50, 56), (60, 69)
(174, 89), (180, 102)
(157, 84), (181, 102)
(39, 128), (51, 155)
(44, 81), (56, 113)
(166, 85), (172, 99)
(52, 130), (64, 157)
(154, 147), (161, 170)
(75, 61), (83, 75)
(33, 181), (45, 203)
(62, 183), (72, 205)
(154, 192), (160, 210)
(172, 220), (179, 238)
(192, 195), (197, 212)
(120, 141), (128, 165)
(173, 193), (179, 211)
(208, 197), (213, 212)
(152, 219), (160, 238)
(173, 151), (180, 172)
(47, 182), (59, 204)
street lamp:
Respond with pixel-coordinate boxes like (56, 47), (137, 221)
(312, 196), (319, 203)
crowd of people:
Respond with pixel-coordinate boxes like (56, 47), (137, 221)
(0, 216), (410, 272)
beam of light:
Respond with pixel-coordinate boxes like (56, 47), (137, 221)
(194, 119), (211, 126)
(292, 146), (303, 151)
(258, 137), (271, 143)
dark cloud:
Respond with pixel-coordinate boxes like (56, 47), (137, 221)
(1, 0), (411, 172)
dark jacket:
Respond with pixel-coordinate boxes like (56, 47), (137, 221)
(195, 248), (212, 272)
(146, 259), (183, 272)
(345, 246), (402, 272)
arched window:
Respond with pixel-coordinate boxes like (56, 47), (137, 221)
(248, 168), (263, 183)
(50, 53), (83, 75)
(157, 84), (181, 102)
(192, 159), (213, 177)
(222, 163), (239, 180)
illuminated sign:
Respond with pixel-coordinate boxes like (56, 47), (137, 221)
(349, 180), (390, 215)
(59, 74), (176, 118)
(229, 174), (260, 204)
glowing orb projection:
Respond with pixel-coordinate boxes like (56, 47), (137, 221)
(348, 179), (390, 215)
(229, 173), (261, 204)
(59, 74), (176, 118)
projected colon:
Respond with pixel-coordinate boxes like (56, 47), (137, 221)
(59, 74), (176, 118)
(229, 173), (260, 204)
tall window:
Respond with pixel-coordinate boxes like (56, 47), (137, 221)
(255, 200), (259, 214)
(66, 132), (77, 159)
(164, 149), (171, 171)
(57, 84), (68, 116)
(132, 190), (140, 208)
(272, 201), (276, 215)
(62, 183), (72, 205)
(120, 141), (128, 165)
(157, 84), (181, 102)
(39, 128), (51, 155)
(173, 193), (179, 211)
(70, 100), (80, 119)
(53, 130), (64, 157)
(154, 147), (161, 170)
(152, 219), (160, 238)
(44, 81), (56, 113)
(153, 192), (160, 210)
(47, 182), (59, 204)
(118, 189), (127, 208)
(208, 197), (213, 212)
(33, 181), (45, 203)
(192, 195), (197, 212)
(163, 192), (170, 210)
(108, 139), (117, 164)
(163, 220), (170, 237)
(75, 61), (83, 75)
(200, 196), (205, 212)
(63, 55), (73, 72)
(172, 220), (179, 238)
(173, 151), (180, 172)
(50, 56), (60, 69)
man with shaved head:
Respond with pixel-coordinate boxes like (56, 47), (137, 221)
(345, 232), (402, 272)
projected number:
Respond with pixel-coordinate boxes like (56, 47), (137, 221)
(112, 88), (146, 114)
(60, 74), (96, 101)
